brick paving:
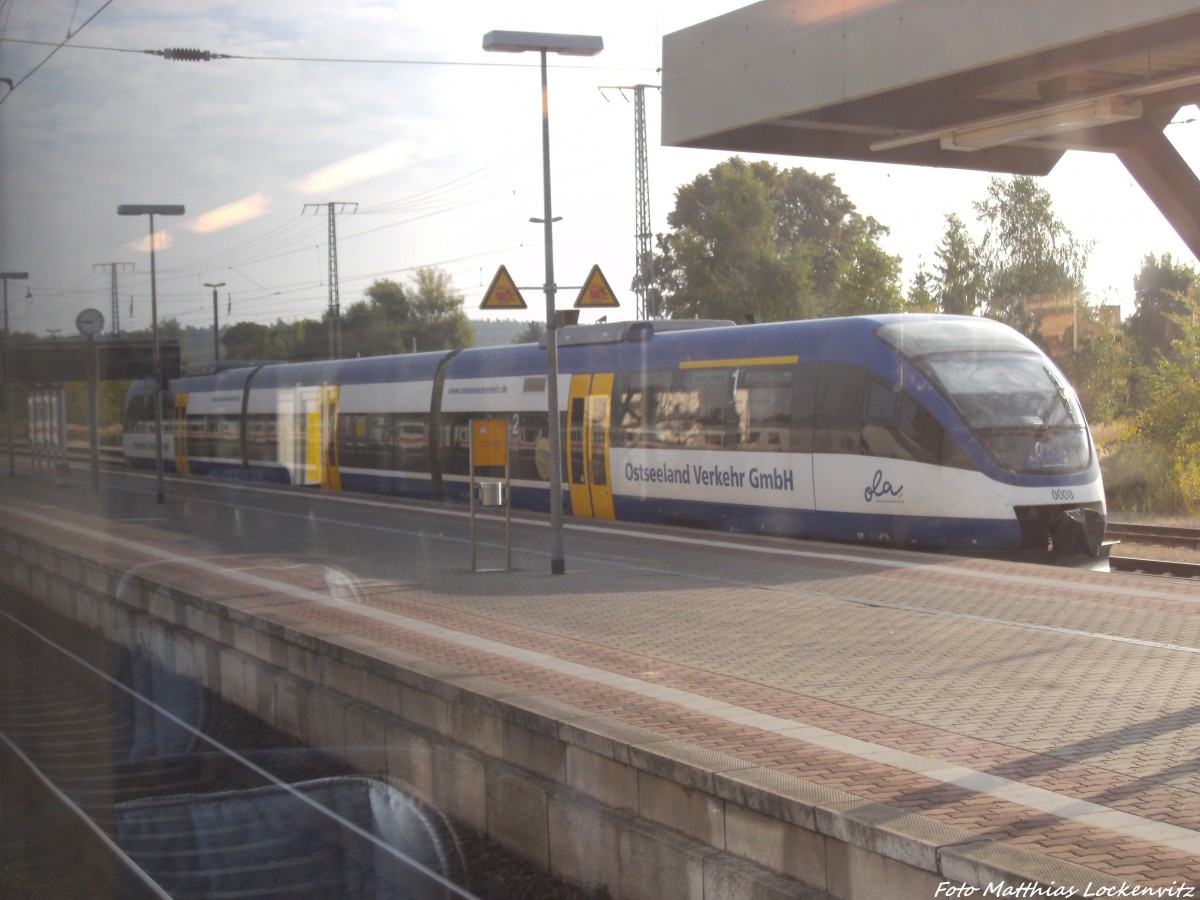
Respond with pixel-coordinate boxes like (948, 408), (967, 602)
(5, 489), (1200, 891)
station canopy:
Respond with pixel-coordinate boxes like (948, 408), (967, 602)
(662, 0), (1200, 260)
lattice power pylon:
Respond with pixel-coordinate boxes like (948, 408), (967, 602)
(93, 262), (133, 335)
(602, 84), (660, 319)
(633, 85), (654, 319)
(303, 201), (357, 359)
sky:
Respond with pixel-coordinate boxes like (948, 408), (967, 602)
(2, 0), (1199, 343)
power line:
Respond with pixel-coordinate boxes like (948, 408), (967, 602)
(0, 0), (116, 106)
(0, 37), (644, 71)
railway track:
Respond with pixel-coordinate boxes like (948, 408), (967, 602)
(1106, 521), (1200, 578)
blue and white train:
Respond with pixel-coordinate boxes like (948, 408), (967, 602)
(124, 314), (1107, 559)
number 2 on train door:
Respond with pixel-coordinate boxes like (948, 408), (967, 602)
(567, 373), (615, 519)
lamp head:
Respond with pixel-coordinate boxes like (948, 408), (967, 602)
(483, 31), (602, 56)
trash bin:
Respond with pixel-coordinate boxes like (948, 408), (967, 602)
(476, 478), (505, 507)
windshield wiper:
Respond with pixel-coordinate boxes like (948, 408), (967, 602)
(1043, 366), (1078, 424)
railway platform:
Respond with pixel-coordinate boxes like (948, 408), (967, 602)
(2, 466), (1199, 899)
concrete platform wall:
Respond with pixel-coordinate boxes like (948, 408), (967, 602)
(0, 522), (1103, 899)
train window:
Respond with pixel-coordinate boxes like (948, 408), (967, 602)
(245, 414), (277, 462)
(815, 365), (959, 466)
(791, 364), (817, 454)
(337, 413), (431, 473)
(866, 380), (896, 422)
(123, 390), (155, 433)
(814, 364), (867, 454)
(437, 414), (472, 477)
(184, 415), (210, 459)
(862, 379), (939, 464)
(510, 412), (548, 482)
(686, 369), (732, 448)
(569, 397), (587, 484)
(393, 415), (431, 473)
(336, 413), (375, 470)
(215, 415), (241, 460)
(733, 368), (793, 452)
(589, 396), (608, 486)
(617, 367), (799, 452)
(613, 370), (670, 448)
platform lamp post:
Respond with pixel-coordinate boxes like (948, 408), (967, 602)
(2, 271), (29, 477)
(483, 30), (603, 576)
(118, 204), (184, 503)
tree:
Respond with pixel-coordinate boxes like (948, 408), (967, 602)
(513, 321), (545, 344)
(904, 261), (936, 312)
(832, 216), (904, 315)
(344, 284), (406, 358)
(649, 158), (902, 322)
(1126, 253), (1197, 365)
(972, 175), (1091, 338)
(343, 269), (472, 357)
(931, 213), (986, 316)
(652, 158), (808, 322)
(222, 321), (277, 361)
(407, 267), (473, 353)
(1056, 306), (1131, 423)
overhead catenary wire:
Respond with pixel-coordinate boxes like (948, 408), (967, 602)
(2, 28), (619, 333)
(0, 0), (117, 106)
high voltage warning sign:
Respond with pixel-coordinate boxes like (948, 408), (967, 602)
(574, 264), (619, 308)
(479, 265), (526, 309)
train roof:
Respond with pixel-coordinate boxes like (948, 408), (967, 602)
(248, 350), (450, 389)
(158, 315), (1028, 391)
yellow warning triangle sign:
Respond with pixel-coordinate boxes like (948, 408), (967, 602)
(574, 264), (620, 308)
(480, 264), (527, 310)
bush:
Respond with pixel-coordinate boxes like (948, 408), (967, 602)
(1174, 442), (1200, 510)
(65, 423), (124, 447)
(1096, 420), (1197, 515)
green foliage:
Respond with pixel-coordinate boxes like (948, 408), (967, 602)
(512, 320), (545, 344)
(1095, 422), (1177, 514)
(1135, 329), (1200, 452)
(931, 213), (986, 315)
(1096, 327), (1200, 514)
(1125, 252), (1197, 369)
(1054, 305), (1131, 423)
(334, 269), (472, 356)
(904, 262), (936, 313)
(218, 266), (473, 361)
(973, 175), (1091, 338)
(222, 321), (280, 361)
(649, 157), (903, 322)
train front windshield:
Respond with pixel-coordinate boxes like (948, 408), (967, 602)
(876, 319), (1091, 474)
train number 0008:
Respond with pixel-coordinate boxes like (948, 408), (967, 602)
(1051, 489), (1075, 501)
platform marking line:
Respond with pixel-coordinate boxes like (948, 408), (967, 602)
(11, 503), (1200, 857)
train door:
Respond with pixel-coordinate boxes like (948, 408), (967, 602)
(172, 393), (190, 476)
(567, 373), (615, 519)
(295, 387), (322, 486)
(294, 384), (340, 488)
(320, 385), (341, 490)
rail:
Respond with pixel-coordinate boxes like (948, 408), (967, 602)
(1106, 521), (1200, 578)
(1104, 521), (1200, 550)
